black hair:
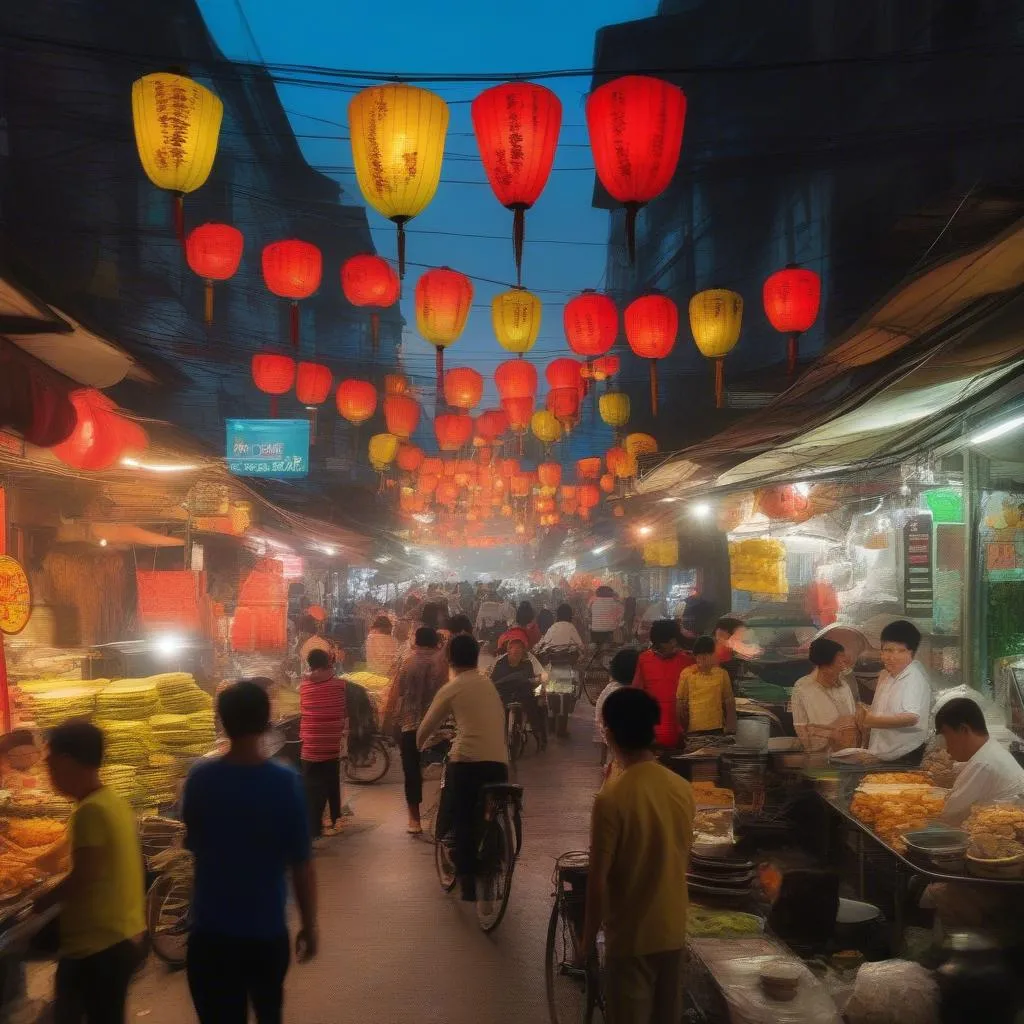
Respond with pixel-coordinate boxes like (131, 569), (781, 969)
(415, 626), (439, 649)
(516, 601), (535, 627)
(935, 697), (988, 735)
(610, 648), (640, 686)
(692, 635), (716, 656)
(880, 619), (922, 654)
(372, 615), (393, 635)
(420, 602), (444, 630)
(307, 648), (331, 671)
(447, 614), (473, 636)
(596, 585), (616, 597)
(556, 603), (574, 623)
(808, 637), (845, 667)
(449, 634), (479, 669)
(297, 614), (320, 635)
(602, 687), (660, 752)
(218, 680), (271, 739)
(48, 720), (104, 769)
(715, 616), (743, 637)
(649, 619), (679, 646)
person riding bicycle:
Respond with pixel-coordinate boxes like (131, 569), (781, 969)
(534, 602), (585, 659)
(417, 635), (508, 902)
(589, 585), (623, 646)
(490, 632), (547, 751)
(475, 586), (513, 646)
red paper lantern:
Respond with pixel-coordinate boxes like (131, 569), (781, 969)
(335, 379), (377, 425)
(396, 443), (425, 473)
(625, 293), (678, 416)
(295, 362), (332, 406)
(606, 445), (632, 477)
(586, 75), (687, 264)
(599, 472), (616, 494)
(545, 357), (584, 394)
(251, 353), (295, 417)
(415, 267), (473, 401)
(537, 462), (562, 489)
(52, 389), (134, 472)
(495, 358), (538, 400)
(577, 457), (601, 480)
(510, 472), (533, 499)
(472, 82), (562, 285)
(185, 222), (243, 323)
(474, 408), (509, 445)
(262, 240), (322, 349)
(501, 397), (534, 433)
(763, 265), (821, 376)
(420, 456), (444, 478)
(436, 479), (460, 508)
(434, 412), (473, 452)
(564, 290), (617, 358)
(578, 484), (600, 511)
(592, 354), (620, 382)
(546, 387), (580, 429)
(384, 395), (421, 439)
(500, 458), (520, 478)
(341, 254), (400, 354)
(756, 485), (813, 522)
(443, 367), (484, 410)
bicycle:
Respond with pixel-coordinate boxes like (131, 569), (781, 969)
(344, 734), (392, 784)
(505, 701), (528, 765)
(434, 763), (524, 933)
(546, 852), (605, 1024)
(140, 817), (192, 969)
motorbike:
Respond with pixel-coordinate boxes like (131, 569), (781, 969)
(537, 644), (582, 738)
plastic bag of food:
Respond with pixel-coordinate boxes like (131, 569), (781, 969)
(846, 960), (939, 1024)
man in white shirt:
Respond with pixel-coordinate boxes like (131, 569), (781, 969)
(858, 620), (933, 764)
(790, 638), (857, 753)
(936, 698), (1024, 826)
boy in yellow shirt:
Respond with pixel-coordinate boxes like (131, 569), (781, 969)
(677, 635), (737, 741)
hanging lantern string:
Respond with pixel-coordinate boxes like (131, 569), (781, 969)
(371, 312), (380, 357)
(649, 361), (659, 417)
(174, 193), (185, 246)
(435, 347), (444, 409)
(714, 359), (725, 409)
(290, 301), (300, 350)
(788, 332), (800, 377)
(624, 202), (641, 266)
(203, 280), (214, 325)
(396, 219), (407, 279)
(512, 206), (525, 287)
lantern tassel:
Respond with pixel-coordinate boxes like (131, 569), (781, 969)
(435, 347), (444, 409)
(370, 312), (380, 357)
(270, 396), (279, 419)
(512, 206), (526, 287)
(650, 361), (659, 417)
(396, 219), (407, 280)
(714, 359), (725, 410)
(307, 408), (318, 445)
(203, 280), (214, 325)
(624, 202), (641, 266)
(173, 193), (185, 245)
(290, 301), (299, 351)
(787, 332), (799, 377)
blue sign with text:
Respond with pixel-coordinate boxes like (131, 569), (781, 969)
(226, 419), (310, 478)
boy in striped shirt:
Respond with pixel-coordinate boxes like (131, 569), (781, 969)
(300, 648), (348, 839)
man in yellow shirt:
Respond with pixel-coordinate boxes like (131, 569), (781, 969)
(582, 687), (695, 1024)
(46, 720), (145, 1023)
(677, 635), (737, 741)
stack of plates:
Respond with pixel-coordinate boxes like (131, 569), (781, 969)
(31, 686), (100, 729)
(98, 720), (155, 767)
(687, 853), (756, 899)
(99, 763), (141, 803)
(137, 753), (182, 805)
(150, 711), (216, 756)
(96, 681), (161, 721)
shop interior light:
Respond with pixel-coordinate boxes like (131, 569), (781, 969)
(591, 542), (613, 556)
(794, 481), (811, 496)
(318, 544), (337, 557)
(970, 414), (1024, 445)
(154, 634), (186, 657)
(690, 502), (711, 518)
(121, 456), (200, 473)
(375, 555), (391, 564)
(659, 496), (681, 503)
(636, 524), (653, 537)
(98, 538), (108, 547)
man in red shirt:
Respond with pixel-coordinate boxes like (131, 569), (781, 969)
(632, 620), (695, 750)
(300, 648), (348, 839)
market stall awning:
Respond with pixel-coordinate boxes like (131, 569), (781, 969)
(54, 522), (184, 549)
(639, 215), (1024, 497)
(0, 275), (155, 387)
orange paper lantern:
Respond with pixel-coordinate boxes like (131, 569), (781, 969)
(763, 265), (821, 375)
(185, 222), (243, 324)
(443, 367), (484, 410)
(251, 353), (295, 417)
(577, 457), (601, 480)
(434, 412), (473, 452)
(383, 394), (420, 439)
(625, 293), (678, 416)
(563, 290), (617, 358)
(396, 443), (425, 473)
(335, 379), (377, 425)
(416, 267), (473, 400)
(262, 240), (322, 349)
(341, 254), (400, 354)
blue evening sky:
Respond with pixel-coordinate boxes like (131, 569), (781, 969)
(197, 0), (657, 401)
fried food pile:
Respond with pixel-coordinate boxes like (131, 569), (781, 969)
(850, 788), (946, 852)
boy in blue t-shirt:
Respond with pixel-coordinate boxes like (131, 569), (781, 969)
(183, 680), (317, 1023)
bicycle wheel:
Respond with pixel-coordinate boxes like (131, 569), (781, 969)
(475, 809), (514, 933)
(506, 710), (521, 766)
(146, 870), (192, 968)
(583, 954), (605, 1023)
(435, 835), (457, 892)
(345, 737), (391, 784)
(545, 899), (586, 1024)
(582, 660), (609, 706)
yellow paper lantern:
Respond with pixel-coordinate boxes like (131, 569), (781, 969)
(348, 84), (449, 278)
(131, 73), (223, 239)
(368, 432), (399, 472)
(689, 288), (743, 409)
(599, 391), (630, 430)
(643, 538), (678, 567)
(492, 287), (542, 355)
(625, 432), (658, 457)
(531, 410), (562, 446)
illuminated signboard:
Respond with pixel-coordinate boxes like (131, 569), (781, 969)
(226, 419), (309, 478)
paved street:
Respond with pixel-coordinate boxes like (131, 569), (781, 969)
(50, 709), (599, 1023)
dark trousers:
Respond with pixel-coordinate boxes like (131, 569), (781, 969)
(54, 939), (140, 1024)
(495, 679), (547, 747)
(187, 931), (290, 1024)
(301, 758), (340, 837)
(399, 730), (423, 807)
(439, 760), (509, 877)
